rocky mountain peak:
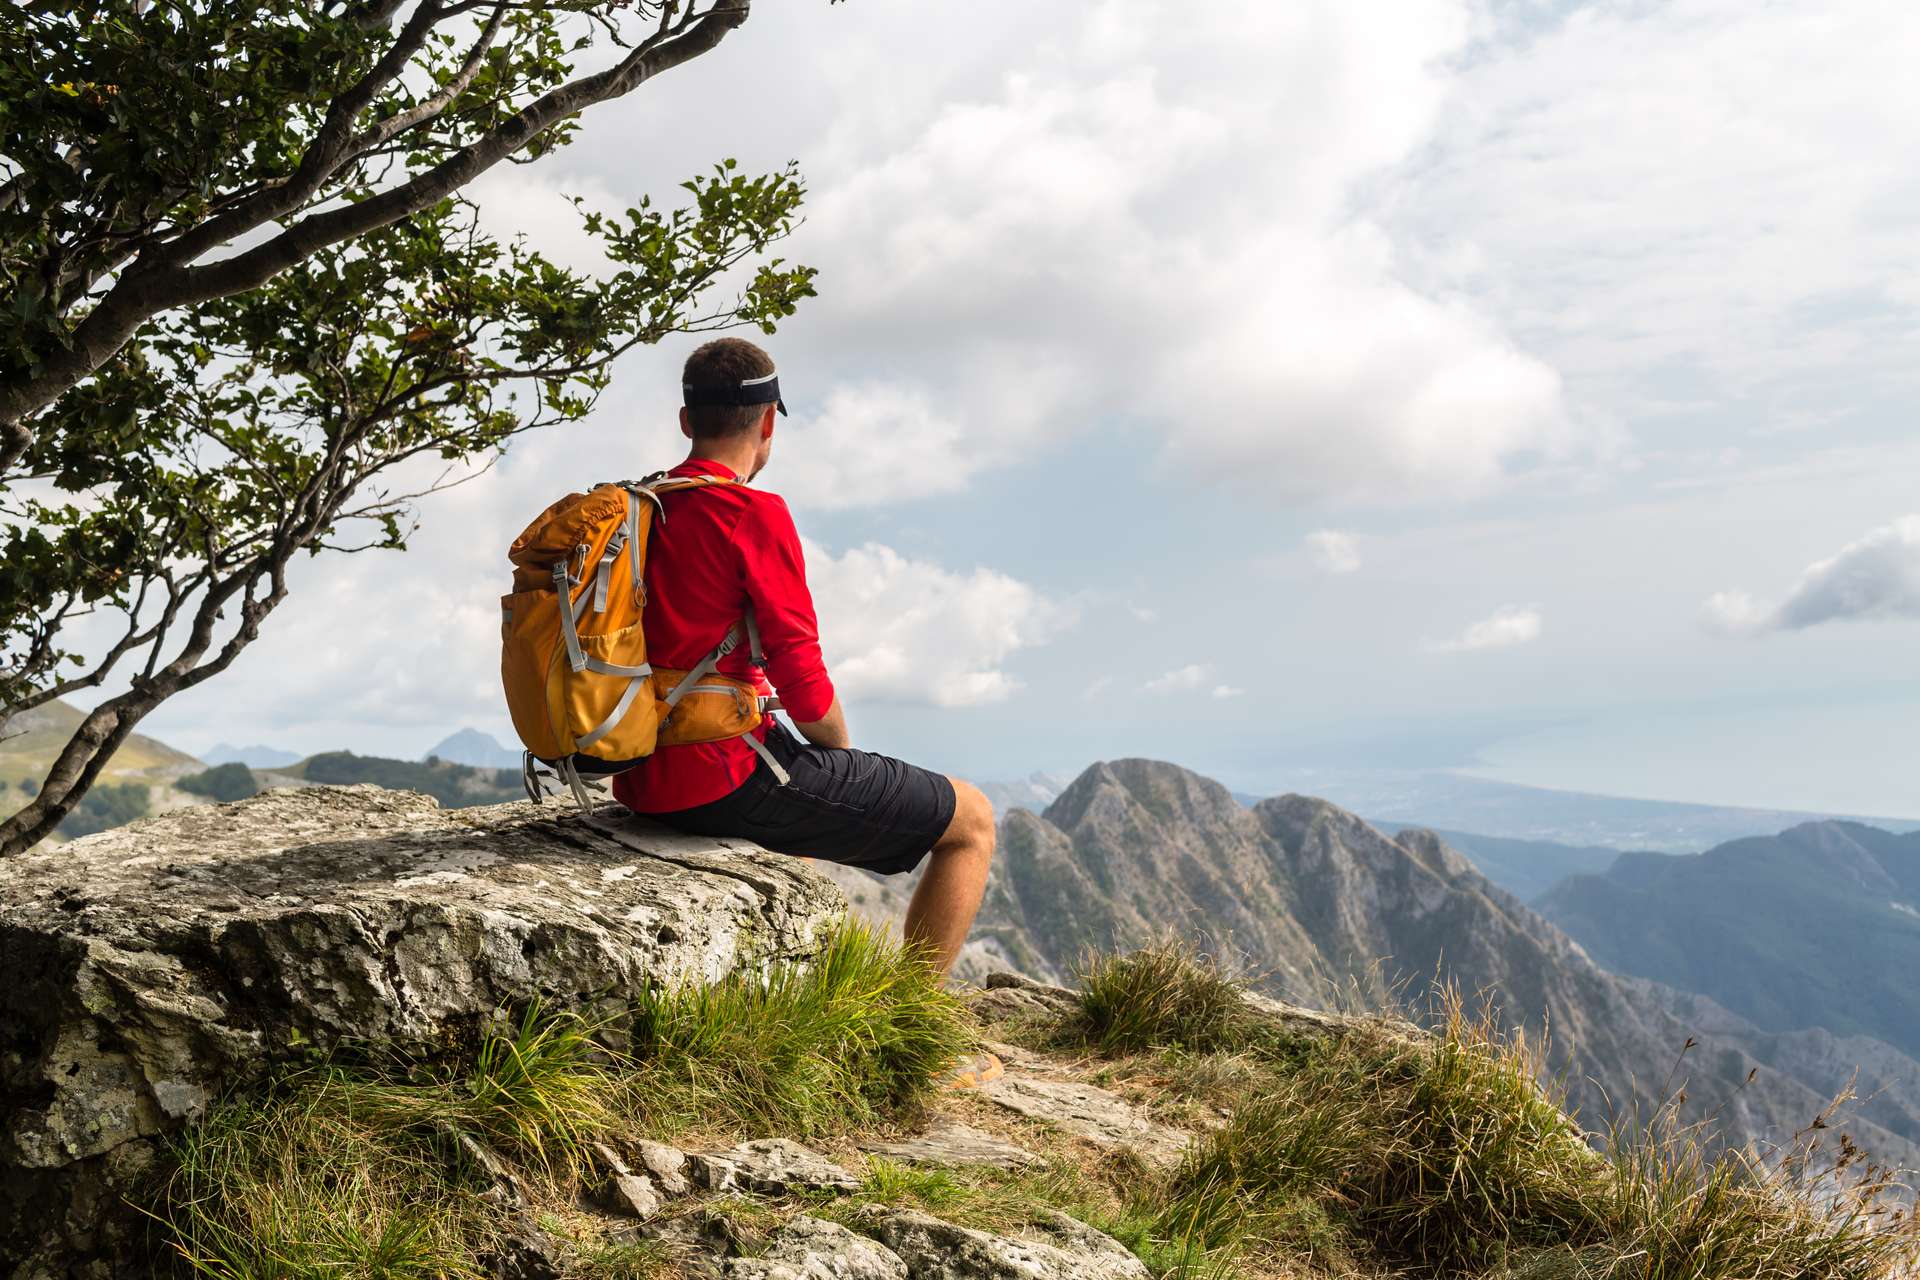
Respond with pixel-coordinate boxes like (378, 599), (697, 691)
(1044, 757), (1254, 837)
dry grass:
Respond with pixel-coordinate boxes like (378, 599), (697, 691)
(1052, 945), (1920, 1280)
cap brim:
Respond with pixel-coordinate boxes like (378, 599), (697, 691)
(776, 397), (788, 417)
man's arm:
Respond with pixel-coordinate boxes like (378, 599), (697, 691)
(736, 494), (839, 733)
(792, 694), (850, 750)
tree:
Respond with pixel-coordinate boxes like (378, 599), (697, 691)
(1, 1), (779, 458)
(176, 761), (259, 802)
(0, 3), (819, 852)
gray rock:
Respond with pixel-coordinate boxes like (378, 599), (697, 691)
(607, 1172), (664, 1219)
(723, 1215), (907, 1280)
(979, 1076), (1188, 1166)
(489, 1212), (566, 1280)
(635, 1136), (693, 1193)
(690, 1138), (860, 1194)
(589, 1146), (664, 1220)
(970, 972), (1080, 1023)
(860, 1121), (1041, 1172)
(0, 785), (845, 1276)
(864, 1207), (1151, 1279)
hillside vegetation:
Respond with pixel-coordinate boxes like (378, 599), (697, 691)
(0, 699), (202, 836)
(0, 698), (202, 797)
(149, 932), (1919, 1280)
(276, 750), (523, 809)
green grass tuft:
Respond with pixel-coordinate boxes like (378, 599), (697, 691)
(339, 1003), (617, 1179)
(1071, 937), (1269, 1056)
(625, 918), (972, 1135)
(159, 1076), (494, 1280)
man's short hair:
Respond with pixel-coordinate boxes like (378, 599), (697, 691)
(682, 337), (777, 439)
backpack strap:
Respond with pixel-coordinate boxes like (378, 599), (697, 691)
(743, 600), (765, 668)
(663, 622), (741, 710)
(742, 730), (792, 787)
(552, 560), (586, 672)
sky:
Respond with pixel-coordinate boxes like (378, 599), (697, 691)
(134, 0), (1920, 818)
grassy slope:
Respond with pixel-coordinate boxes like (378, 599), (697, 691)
(149, 933), (1920, 1280)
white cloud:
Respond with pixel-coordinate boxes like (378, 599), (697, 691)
(801, 539), (1061, 708)
(1396, 1), (1920, 413)
(1705, 515), (1920, 635)
(1306, 530), (1363, 574)
(1144, 663), (1212, 693)
(1700, 589), (1770, 637)
(771, 382), (979, 511)
(789, 2), (1577, 507)
(1433, 605), (1543, 653)
(1210, 684), (1244, 699)
(1127, 603), (1160, 624)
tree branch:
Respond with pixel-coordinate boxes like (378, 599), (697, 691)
(0, 2), (752, 471)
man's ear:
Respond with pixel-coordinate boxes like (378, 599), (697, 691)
(679, 407), (693, 441)
(760, 404), (777, 440)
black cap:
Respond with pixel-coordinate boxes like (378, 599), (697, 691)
(683, 370), (787, 416)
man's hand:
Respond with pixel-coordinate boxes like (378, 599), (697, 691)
(793, 695), (850, 750)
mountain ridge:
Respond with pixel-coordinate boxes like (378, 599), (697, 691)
(897, 756), (1920, 1171)
(1539, 820), (1920, 1060)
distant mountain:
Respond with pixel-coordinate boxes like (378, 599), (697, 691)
(932, 758), (1920, 1168)
(1253, 766), (1920, 853)
(1372, 823), (1630, 903)
(1538, 821), (1920, 1060)
(975, 771), (1075, 817)
(203, 742), (302, 769)
(424, 728), (523, 770)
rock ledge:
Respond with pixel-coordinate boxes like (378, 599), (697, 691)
(0, 785), (845, 1277)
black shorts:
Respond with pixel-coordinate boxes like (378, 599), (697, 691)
(648, 721), (957, 876)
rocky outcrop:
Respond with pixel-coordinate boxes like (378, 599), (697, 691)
(863, 1208), (1153, 1280)
(860, 1121), (1042, 1172)
(978, 1076), (1189, 1166)
(689, 1139), (861, 1195)
(722, 1216), (907, 1280)
(0, 785), (846, 1277)
(718, 1210), (1154, 1280)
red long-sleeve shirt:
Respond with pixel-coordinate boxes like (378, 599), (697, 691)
(612, 457), (836, 813)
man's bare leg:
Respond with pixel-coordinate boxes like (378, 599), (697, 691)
(904, 778), (995, 979)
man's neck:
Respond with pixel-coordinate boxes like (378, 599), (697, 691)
(684, 442), (755, 481)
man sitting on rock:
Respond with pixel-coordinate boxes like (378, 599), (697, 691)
(612, 337), (997, 984)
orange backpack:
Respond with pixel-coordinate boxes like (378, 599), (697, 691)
(499, 473), (789, 806)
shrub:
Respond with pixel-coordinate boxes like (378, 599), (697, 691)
(178, 762), (260, 802)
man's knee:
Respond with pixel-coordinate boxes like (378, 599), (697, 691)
(942, 777), (996, 858)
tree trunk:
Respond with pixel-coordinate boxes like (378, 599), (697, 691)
(0, 691), (157, 854)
